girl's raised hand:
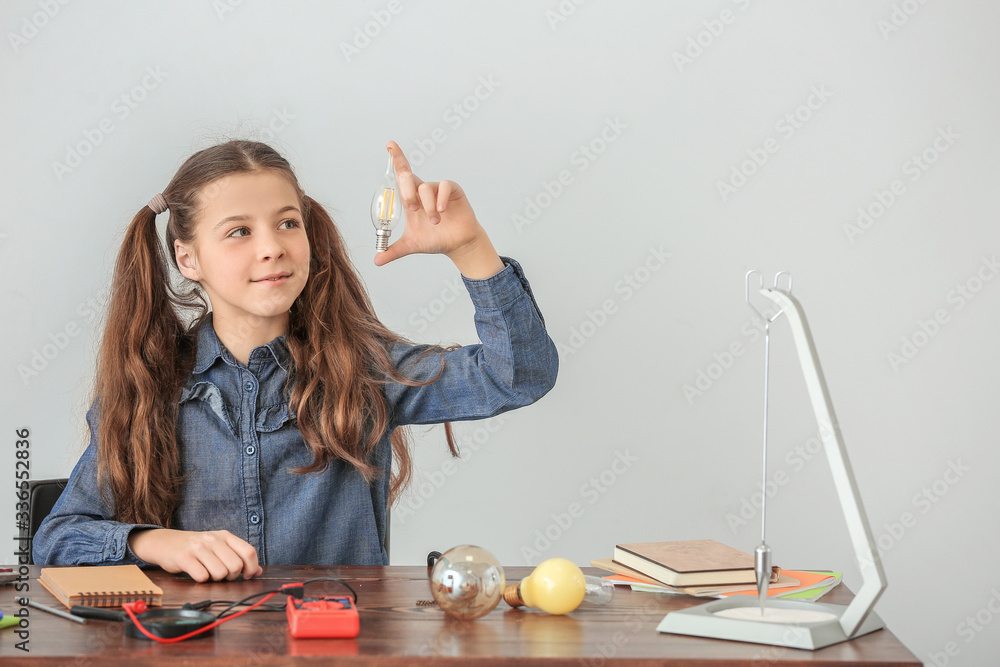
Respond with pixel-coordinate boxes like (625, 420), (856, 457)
(373, 141), (504, 280)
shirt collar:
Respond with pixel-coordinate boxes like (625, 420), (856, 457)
(192, 312), (291, 374)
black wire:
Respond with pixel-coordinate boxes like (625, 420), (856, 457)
(300, 577), (358, 603)
(213, 577), (358, 620)
(188, 599), (286, 614)
(215, 589), (285, 619)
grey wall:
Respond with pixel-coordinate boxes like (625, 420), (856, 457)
(3, 1), (997, 663)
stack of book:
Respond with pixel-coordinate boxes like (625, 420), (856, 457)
(592, 539), (840, 599)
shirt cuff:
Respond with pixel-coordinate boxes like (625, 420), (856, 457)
(106, 523), (162, 567)
(461, 256), (547, 324)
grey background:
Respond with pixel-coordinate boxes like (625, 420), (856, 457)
(3, 1), (998, 664)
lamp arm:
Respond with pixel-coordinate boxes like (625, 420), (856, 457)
(757, 287), (887, 637)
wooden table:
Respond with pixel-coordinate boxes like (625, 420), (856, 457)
(0, 565), (920, 666)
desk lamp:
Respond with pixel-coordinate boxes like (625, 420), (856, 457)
(657, 272), (887, 650)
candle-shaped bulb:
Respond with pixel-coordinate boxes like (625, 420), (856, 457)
(370, 153), (401, 251)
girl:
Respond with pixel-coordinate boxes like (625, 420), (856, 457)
(33, 140), (558, 581)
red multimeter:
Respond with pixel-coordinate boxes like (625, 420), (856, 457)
(286, 595), (360, 639)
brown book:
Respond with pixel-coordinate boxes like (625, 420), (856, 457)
(591, 558), (669, 587)
(38, 565), (163, 609)
(613, 539), (765, 587)
(591, 558), (789, 597)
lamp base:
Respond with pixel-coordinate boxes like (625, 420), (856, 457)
(657, 596), (885, 650)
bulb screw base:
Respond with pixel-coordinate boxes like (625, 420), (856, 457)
(375, 230), (392, 252)
(503, 583), (525, 608)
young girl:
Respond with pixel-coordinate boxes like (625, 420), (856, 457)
(33, 140), (558, 582)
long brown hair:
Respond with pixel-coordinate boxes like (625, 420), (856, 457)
(94, 140), (454, 527)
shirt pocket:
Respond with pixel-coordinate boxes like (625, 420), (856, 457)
(179, 381), (237, 438)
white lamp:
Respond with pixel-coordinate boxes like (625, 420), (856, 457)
(656, 275), (887, 650)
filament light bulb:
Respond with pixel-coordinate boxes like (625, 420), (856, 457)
(370, 153), (401, 252)
(428, 545), (505, 620)
(503, 558), (613, 615)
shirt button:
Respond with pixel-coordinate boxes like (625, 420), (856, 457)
(245, 445), (256, 456)
(250, 513), (260, 525)
(244, 381), (255, 392)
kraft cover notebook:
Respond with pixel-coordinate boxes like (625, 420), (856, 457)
(613, 539), (767, 587)
(38, 564), (163, 609)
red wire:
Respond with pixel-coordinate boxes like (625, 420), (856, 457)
(122, 591), (281, 643)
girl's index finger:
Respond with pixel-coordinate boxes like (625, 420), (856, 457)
(387, 141), (422, 210)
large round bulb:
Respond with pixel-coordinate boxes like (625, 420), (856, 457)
(370, 153), (402, 252)
(429, 545), (505, 620)
(504, 558), (588, 615)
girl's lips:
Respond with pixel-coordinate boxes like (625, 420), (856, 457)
(254, 275), (290, 284)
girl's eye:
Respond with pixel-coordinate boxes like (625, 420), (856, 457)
(227, 220), (298, 237)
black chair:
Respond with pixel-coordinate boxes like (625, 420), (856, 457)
(20, 478), (68, 565)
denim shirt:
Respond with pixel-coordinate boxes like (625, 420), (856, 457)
(34, 257), (558, 567)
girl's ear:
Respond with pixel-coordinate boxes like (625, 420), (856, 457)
(174, 240), (202, 282)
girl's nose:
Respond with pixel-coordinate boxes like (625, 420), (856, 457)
(257, 231), (286, 260)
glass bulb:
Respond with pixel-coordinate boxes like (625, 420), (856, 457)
(503, 558), (613, 615)
(583, 575), (615, 606)
(370, 153), (402, 252)
(429, 545), (505, 620)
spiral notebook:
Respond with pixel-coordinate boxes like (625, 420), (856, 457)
(39, 564), (163, 609)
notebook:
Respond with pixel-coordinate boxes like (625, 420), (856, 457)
(613, 539), (765, 587)
(592, 557), (786, 596)
(38, 564), (163, 609)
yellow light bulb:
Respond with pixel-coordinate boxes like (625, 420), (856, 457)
(504, 558), (586, 615)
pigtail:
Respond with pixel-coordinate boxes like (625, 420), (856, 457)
(93, 202), (200, 527)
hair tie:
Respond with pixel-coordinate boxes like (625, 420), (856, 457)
(148, 194), (168, 215)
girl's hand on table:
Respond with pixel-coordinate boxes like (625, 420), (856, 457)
(128, 528), (263, 582)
